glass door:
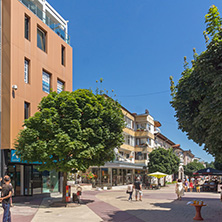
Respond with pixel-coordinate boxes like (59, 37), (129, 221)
(24, 165), (33, 196)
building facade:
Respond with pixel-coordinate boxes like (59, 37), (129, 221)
(1, 0), (72, 195)
(90, 108), (161, 187)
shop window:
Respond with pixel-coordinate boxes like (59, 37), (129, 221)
(33, 166), (42, 195)
(42, 170), (59, 193)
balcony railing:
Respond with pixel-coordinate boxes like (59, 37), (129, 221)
(19, 0), (70, 44)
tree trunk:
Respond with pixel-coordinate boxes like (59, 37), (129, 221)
(62, 172), (67, 202)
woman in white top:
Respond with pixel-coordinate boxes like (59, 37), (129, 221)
(127, 182), (134, 201)
(175, 179), (184, 200)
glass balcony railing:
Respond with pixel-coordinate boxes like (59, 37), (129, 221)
(19, 0), (70, 44)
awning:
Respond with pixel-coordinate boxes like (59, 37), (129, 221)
(193, 167), (222, 176)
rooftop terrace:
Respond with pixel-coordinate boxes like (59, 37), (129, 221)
(19, 0), (70, 44)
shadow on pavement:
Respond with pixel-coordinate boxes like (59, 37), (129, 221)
(12, 193), (50, 208)
(105, 197), (222, 222)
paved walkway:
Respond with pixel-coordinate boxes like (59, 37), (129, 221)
(0, 185), (221, 221)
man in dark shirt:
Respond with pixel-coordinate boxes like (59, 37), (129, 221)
(134, 177), (142, 201)
(0, 175), (13, 222)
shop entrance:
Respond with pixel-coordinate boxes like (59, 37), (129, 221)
(7, 165), (22, 196)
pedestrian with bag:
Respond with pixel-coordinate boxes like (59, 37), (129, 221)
(126, 182), (133, 201)
(0, 175), (13, 222)
(134, 177), (142, 201)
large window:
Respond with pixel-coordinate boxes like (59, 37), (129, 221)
(124, 116), (133, 129)
(25, 15), (30, 40)
(42, 70), (51, 93)
(24, 102), (30, 119)
(57, 79), (64, 93)
(24, 58), (30, 83)
(37, 27), (46, 51)
(124, 134), (135, 146)
(61, 45), (65, 66)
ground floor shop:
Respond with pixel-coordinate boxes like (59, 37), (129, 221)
(1, 150), (61, 196)
(90, 161), (147, 187)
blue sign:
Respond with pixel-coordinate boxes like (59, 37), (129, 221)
(11, 150), (41, 164)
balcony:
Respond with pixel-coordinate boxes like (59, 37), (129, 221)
(135, 143), (147, 148)
(19, 0), (70, 44)
(135, 159), (148, 165)
(135, 129), (154, 139)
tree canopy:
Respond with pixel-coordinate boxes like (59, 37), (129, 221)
(205, 161), (215, 169)
(214, 158), (222, 170)
(184, 160), (205, 177)
(170, 5), (222, 160)
(15, 89), (125, 173)
(148, 148), (180, 175)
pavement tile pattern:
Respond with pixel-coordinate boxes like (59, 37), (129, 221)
(0, 185), (221, 221)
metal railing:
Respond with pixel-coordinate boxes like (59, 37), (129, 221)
(19, 0), (70, 44)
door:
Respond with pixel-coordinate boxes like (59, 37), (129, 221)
(24, 165), (33, 196)
(8, 165), (21, 196)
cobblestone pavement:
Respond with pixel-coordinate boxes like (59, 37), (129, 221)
(0, 185), (221, 221)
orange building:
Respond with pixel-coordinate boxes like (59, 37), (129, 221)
(1, 0), (72, 195)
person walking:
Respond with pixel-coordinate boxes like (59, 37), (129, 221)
(189, 181), (194, 192)
(0, 175), (13, 222)
(134, 177), (142, 201)
(175, 179), (184, 200)
(76, 184), (82, 204)
(195, 180), (200, 193)
(184, 179), (189, 192)
(126, 182), (133, 201)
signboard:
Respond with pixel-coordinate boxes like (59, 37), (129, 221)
(10, 150), (41, 164)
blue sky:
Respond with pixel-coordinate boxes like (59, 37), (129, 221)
(47, 0), (222, 162)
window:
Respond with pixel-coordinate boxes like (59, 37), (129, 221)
(135, 152), (143, 160)
(24, 58), (30, 83)
(57, 79), (64, 93)
(42, 70), (51, 93)
(125, 135), (135, 146)
(147, 138), (151, 146)
(25, 15), (30, 40)
(37, 27), (46, 51)
(124, 116), (133, 129)
(147, 123), (151, 131)
(24, 102), (30, 119)
(61, 45), (65, 65)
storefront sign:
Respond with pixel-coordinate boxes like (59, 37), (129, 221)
(10, 150), (41, 164)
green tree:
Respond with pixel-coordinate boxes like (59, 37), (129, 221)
(15, 89), (125, 201)
(184, 160), (205, 177)
(148, 148), (180, 175)
(214, 158), (222, 170)
(170, 5), (222, 160)
(205, 161), (215, 168)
